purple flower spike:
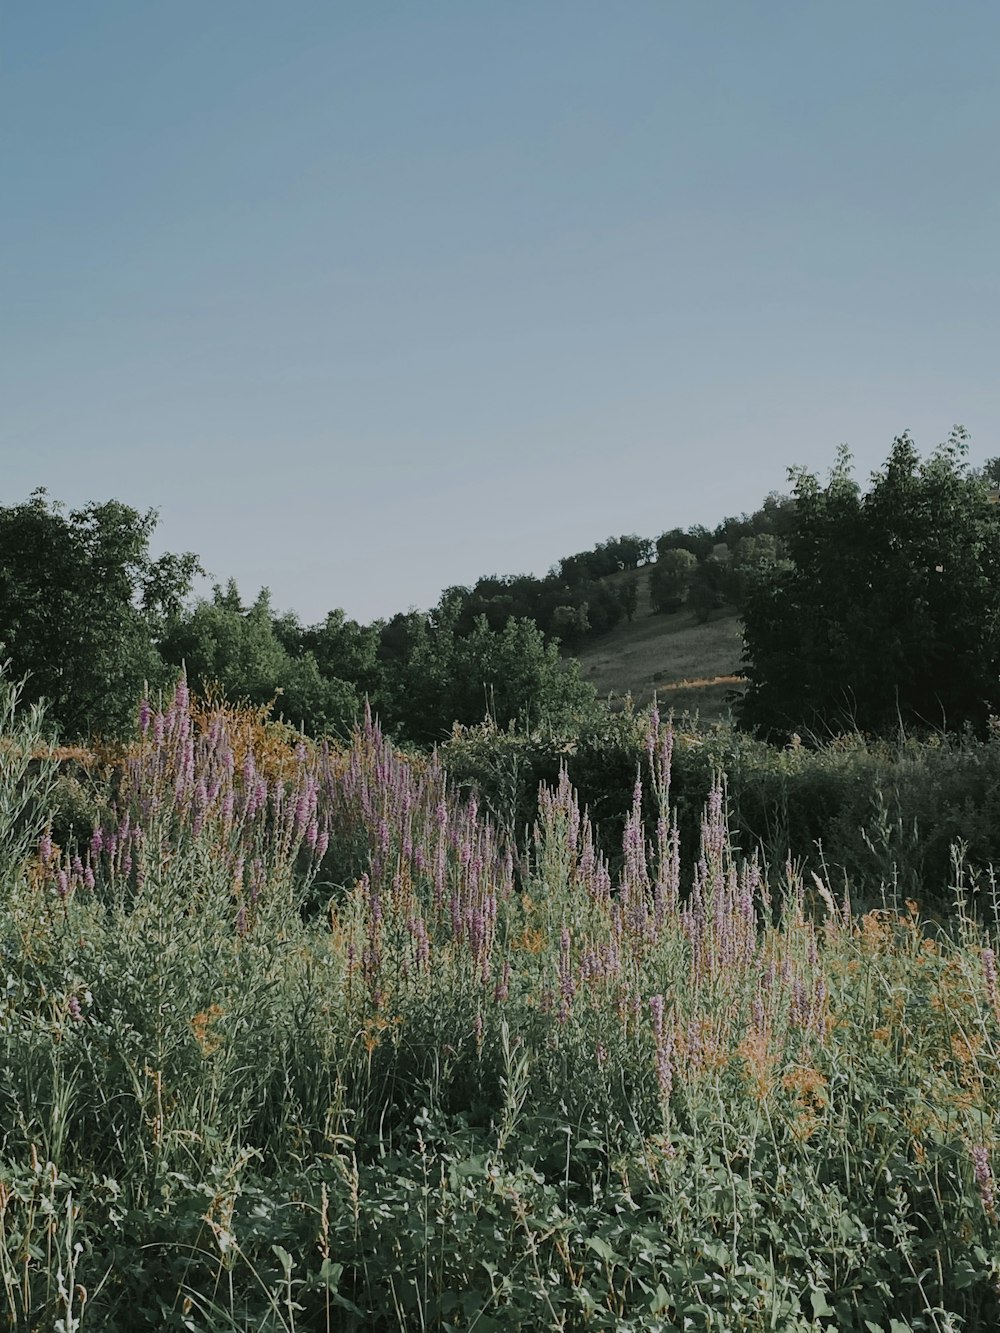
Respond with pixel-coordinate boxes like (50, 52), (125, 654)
(970, 1144), (997, 1218)
(648, 996), (673, 1102)
(982, 948), (999, 1014)
(790, 976), (809, 1028)
(557, 926), (575, 1015)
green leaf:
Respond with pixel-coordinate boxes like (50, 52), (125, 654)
(810, 1289), (835, 1318)
(649, 1283), (672, 1315)
(318, 1258), (344, 1290)
(586, 1236), (616, 1262)
(454, 1154), (488, 1178)
(950, 1257), (980, 1290)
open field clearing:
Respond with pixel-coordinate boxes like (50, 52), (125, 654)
(573, 601), (745, 721)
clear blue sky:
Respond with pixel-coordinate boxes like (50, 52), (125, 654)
(3, 2), (998, 624)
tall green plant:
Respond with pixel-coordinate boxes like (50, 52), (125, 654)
(0, 671), (56, 895)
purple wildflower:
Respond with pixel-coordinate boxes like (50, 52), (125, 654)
(970, 1144), (997, 1218)
(983, 948), (999, 1015)
(649, 995), (673, 1102)
(790, 976), (809, 1029)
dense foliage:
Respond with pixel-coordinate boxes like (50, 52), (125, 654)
(0, 497), (599, 745)
(2, 432), (998, 755)
(738, 431), (1000, 741)
(441, 711), (1000, 917)
(4, 680), (1000, 1329)
(158, 581), (366, 738)
(0, 491), (199, 738)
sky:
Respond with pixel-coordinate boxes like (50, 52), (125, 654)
(3, 1), (998, 625)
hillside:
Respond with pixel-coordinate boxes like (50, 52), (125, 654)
(571, 567), (745, 721)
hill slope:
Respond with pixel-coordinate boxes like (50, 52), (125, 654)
(571, 569), (745, 721)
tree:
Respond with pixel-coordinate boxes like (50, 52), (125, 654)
(725, 533), (792, 604)
(738, 430), (1000, 740)
(605, 534), (653, 570)
(550, 603), (591, 647)
(0, 490), (200, 738)
(618, 573), (639, 622)
(689, 547), (731, 623)
(289, 608), (382, 701)
(655, 524), (715, 562)
(160, 583), (360, 736)
(649, 549), (698, 613)
(378, 615), (598, 743)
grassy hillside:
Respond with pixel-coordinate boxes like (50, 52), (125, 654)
(572, 567), (745, 721)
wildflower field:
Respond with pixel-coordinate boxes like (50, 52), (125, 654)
(2, 676), (1000, 1331)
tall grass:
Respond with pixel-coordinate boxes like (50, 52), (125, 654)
(2, 677), (999, 1329)
(442, 714), (1000, 914)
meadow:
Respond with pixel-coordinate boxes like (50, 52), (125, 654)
(2, 674), (1000, 1331)
(572, 595), (744, 724)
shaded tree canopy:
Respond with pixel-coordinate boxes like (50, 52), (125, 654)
(158, 582), (361, 737)
(649, 548), (698, 614)
(0, 490), (200, 738)
(737, 430), (1000, 740)
(377, 614), (598, 745)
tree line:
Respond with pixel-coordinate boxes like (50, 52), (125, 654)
(2, 435), (999, 746)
